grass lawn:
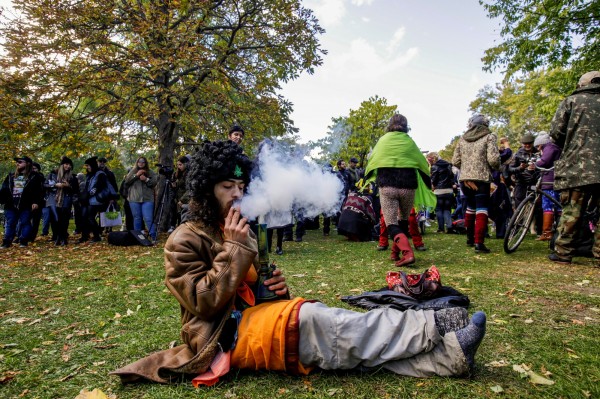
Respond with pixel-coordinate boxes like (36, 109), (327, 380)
(1, 224), (598, 399)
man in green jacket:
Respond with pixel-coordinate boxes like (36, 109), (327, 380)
(548, 71), (600, 265)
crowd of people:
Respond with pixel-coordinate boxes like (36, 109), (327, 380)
(2, 71), (597, 388)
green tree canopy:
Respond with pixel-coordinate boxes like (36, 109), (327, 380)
(0, 0), (324, 165)
(480, 0), (600, 79)
(469, 68), (577, 144)
(312, 96), (396, 167)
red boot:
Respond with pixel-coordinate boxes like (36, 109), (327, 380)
(394, 233), (415, 267)
(390, 242), (400, 261)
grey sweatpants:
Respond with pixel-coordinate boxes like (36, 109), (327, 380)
(298, 302), (468, 377)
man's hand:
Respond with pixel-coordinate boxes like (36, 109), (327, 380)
(223, 207), (249, 246)
(263, 268), (288, 296)
(31, 204), (38, 211)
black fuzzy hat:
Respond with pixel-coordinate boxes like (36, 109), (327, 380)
(60, 156), (74, 167)
(84, 156), (98, 170)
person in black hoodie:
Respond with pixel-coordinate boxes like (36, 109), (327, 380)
(79, 156), (108, 243)
(428, 152), (456, 233)
(0, 156), (44, 248)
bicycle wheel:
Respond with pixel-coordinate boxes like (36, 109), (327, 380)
(504, 195), (536, 253)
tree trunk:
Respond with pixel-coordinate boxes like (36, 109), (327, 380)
(154, 106), (178, 234)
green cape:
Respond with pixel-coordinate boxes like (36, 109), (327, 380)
(364, 131), (436, 210)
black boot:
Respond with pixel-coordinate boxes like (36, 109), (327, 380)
(0, 240), (11, 249)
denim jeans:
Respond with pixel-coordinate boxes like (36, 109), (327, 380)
(129, 201), (156, 239)
(4, 208), (33, 244)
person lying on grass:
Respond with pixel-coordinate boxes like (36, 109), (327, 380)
(111, 140), (486, 385)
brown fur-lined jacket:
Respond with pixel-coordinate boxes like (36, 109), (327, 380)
(110, 221), (260, 383)
(452, 125), (500, 183)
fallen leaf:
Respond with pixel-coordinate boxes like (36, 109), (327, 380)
(75, 388), (109, 399)
(327, 388), (341, 396)
(114, 313), (121, 319)
(485, 360), (510, 368)
(0, 370), (19, 384)
(349, 288), (362, 293)
(513, 364), (555, 385)
(28, 319), (42, 326)
(572, 319), (585, 325)
(490, 385), (504, 393)
(524, 319), (534, 324)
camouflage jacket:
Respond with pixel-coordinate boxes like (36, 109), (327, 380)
(550, 83), (600, 191)
(452, 125), (500, 183)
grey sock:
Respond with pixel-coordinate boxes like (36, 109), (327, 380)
(434, 307), (469, 336)
(455, 311), (486, 371)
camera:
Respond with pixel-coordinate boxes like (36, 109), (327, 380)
(156, 164), (174, 179)
(527, 155), (540, 165)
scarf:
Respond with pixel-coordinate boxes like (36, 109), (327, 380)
(363, 131), (436, 209)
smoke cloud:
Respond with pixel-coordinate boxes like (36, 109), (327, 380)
(240, 140), (345, 228)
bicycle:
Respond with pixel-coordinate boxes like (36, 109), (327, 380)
(503, 166), (561, 254)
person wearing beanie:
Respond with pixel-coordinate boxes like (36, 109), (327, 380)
(54, 155), (80, 245)
(228, 125), (245, 145)
(452, 113), (500, 253)
(549, 71), (600, 264)
(80, 156), (108, 243)
(0, 156), (44, 248)
(363, 113), (436, 265)
(527, 133), (562, 241)
(508, 132), (539, 207)
(111, 140), (486, 385)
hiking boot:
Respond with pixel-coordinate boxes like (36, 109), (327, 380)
(474, 243), (490, 253)
(275, 247), (283, 255)
(548, 253), (572, 264)
(0, 240), (11, 249)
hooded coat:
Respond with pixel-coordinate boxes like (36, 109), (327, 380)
(452, 125), (500, 183)
(550, 83), (600, 191)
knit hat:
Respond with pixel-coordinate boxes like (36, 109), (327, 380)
(349, 157), (359, 163)
(520, 133), (535, 144)
(533, 132), (551, 147)
(577, 71), (600, 88)
(60, 156), (74, 167)
(84, 156), (98, 170)
(32, 162), (41, 171)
